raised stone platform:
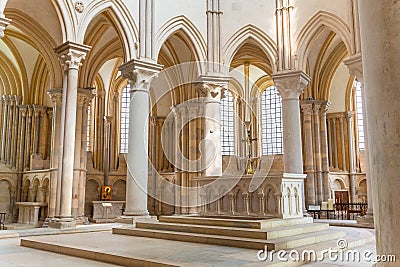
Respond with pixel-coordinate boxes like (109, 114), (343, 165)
(19, 216), (375, 266)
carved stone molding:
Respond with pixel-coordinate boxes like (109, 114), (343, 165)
(118, 59), (163, 92)
(54, 42), (91, 71)
(272, 71), (311, 100)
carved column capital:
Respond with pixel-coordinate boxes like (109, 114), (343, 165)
(300, 100), (314, 115)
(118, 59), (163, 92)
(345, 111), (356, 121)
(0, 17), (11, 39)
(77, 88), (96, 107)
(272, 71), (311, 100)
(344, 53), (363, 83)
(47, 88), (63, 106)
(18, 105), (28, 117)
(195, 74), (230, 100)
(33, 105), (46, 117)
(54, 41), (91, 71)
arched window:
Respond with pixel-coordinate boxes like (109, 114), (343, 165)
(355, 82), (365, 150)
(220, 90), (234, 155)
(261, 86), (283, 155)
(120, 86), (130, 154)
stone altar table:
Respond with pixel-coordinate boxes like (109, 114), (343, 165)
(91, 201), (125, 223)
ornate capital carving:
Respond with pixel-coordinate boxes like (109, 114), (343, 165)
(300, 101), (313, 115)
(18, 105), (28, 117)
(345, 111), (355, 121)
(33, 105), (46, 117)
(118, 59), (163, 92)
(344, 53), (363, 83)
(272, 71), (311, 100)
(47, 88), (63, 106)
(77, 88), (96, 106)
(195, 74), (230, 100)
(0, 17), (11, 39)
(54, 41), (91, 71)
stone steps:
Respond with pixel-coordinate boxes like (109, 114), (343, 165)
(135, 221), (330, 240)
(113, 226), (346, 250)
(158, 215), (313, 229)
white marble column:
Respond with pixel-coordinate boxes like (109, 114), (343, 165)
(273, 71), (310, 219)
(195, 75), (230, 177)
(273, 71), (310, 174)
(50, 42), (90, 227)
(359, 0), (400, 260)
(118, 59), (162, 219)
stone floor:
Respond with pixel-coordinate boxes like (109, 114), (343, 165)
(0, 224), (377, 266)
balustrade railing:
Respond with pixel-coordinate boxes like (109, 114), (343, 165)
(308, 203), (368, 220)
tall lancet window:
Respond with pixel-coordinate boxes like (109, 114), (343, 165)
(261, 86), (283, 155)
(355, 82), (365, 150)
(220, 90), (235, 155)
(120, 85), (130, 154)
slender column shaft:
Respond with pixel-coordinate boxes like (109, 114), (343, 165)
(339, 116), (347, 172)
(346, 112), (356, 202)
(332, 118), (339, 170)
(1, 96), (9, 162)
(124, 88), (150, 216)
(313, 104), (323, 202)
(301, 103), (315, 206)
(320, 103), (331, 200)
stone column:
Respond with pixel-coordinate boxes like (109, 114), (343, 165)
(320, 102), (331, 200)
(32, 105), (42, 155)
(118, 59), (162, 221)
(24, 106), (33, 170)
(16, 106), (27, 203)
(313, 102), (323, 202)
(11, 96), (21, 168)
(49, 42), (90, 228)
(39, 108), (49, 159)
(78, 92), (94, 219)
(47, 89), (62, 218)
(358, 0), (400, 260)
(338, 115), (347, 172)
(272, 71), (310, 173)
(5, 95), (13, 166)
(344, 54), (374, 224)
(195, 75), (230, 177)
(272, 71), (310, 219)
(0, 95), (9, 162)
(346, 112), (356, 203)
(71, 90), (87, 219)
(332, 118), (339, 170)
(300, 101), (315, 206)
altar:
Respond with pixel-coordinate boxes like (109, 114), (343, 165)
(16, 202), (47, 227)
(91, 201), (125, 223)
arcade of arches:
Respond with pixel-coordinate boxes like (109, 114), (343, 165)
(0, 0), (399, 264)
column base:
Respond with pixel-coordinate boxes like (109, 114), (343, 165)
(356, 213), (375, 228)
(115, 215), (157, 225)
(48, 217), (77, 229)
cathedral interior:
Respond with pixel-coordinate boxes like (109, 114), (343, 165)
(0, 0), (398, 266)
